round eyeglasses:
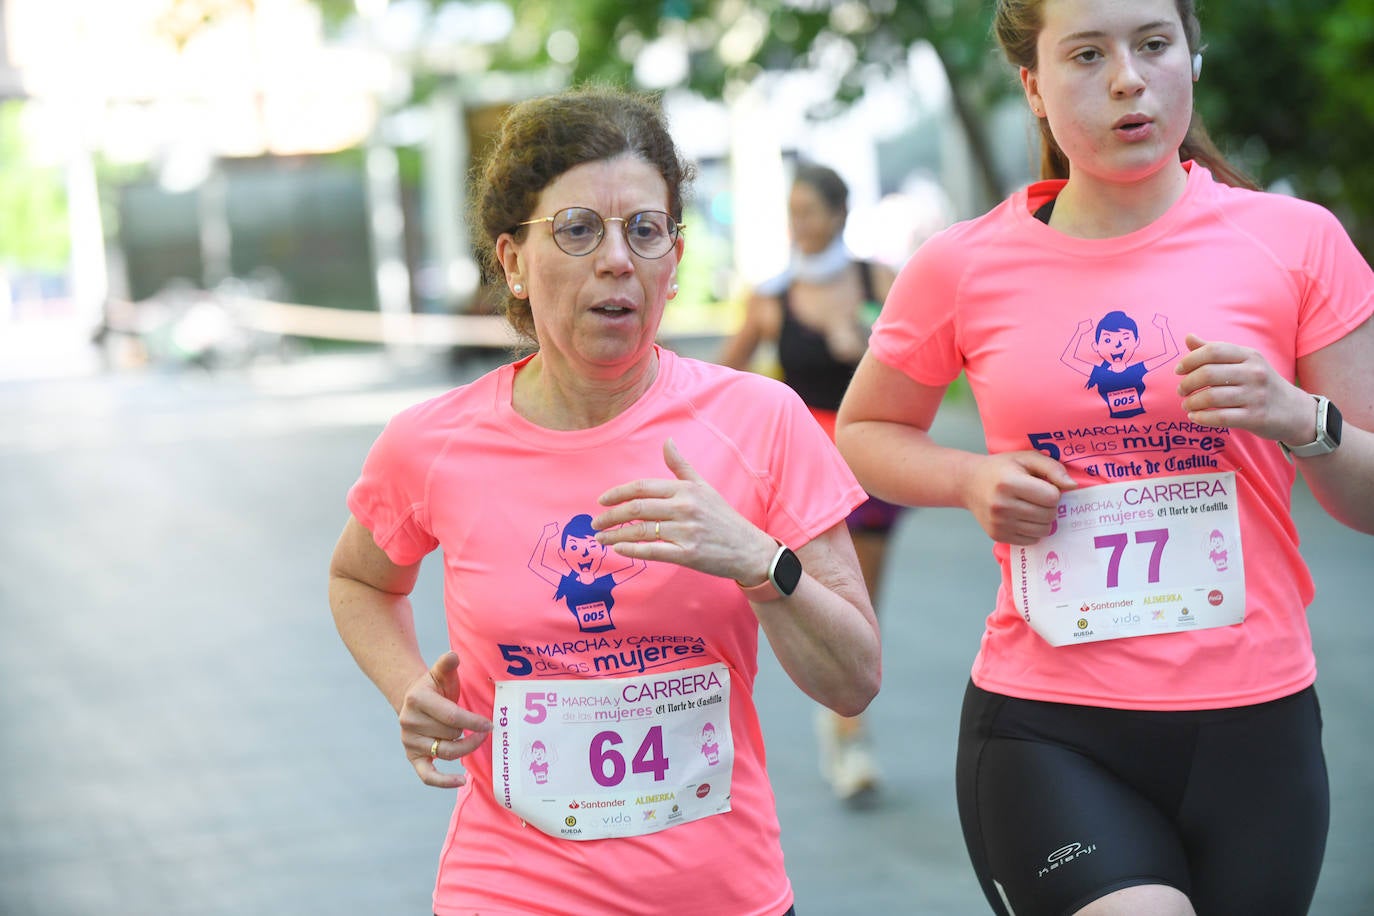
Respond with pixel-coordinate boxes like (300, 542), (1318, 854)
(516, 207), (683, 259)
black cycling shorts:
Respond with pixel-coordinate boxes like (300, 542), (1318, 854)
(955, 681), (1328, 916)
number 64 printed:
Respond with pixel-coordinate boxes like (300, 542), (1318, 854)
(520, 691), (670, 787)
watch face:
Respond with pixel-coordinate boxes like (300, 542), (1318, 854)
(1325, 401), (1343, 446)
(772, 547), (803, 597)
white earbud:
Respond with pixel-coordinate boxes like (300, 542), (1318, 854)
(1192, 53), (1202, 81)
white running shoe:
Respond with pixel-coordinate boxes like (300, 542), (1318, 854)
(815, 708), (880, 802)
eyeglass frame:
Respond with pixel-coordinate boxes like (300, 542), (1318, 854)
(514, 207), (685, 259)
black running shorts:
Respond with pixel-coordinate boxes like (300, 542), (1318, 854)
(955, 681), (1328, 916)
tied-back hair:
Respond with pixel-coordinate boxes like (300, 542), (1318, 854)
(793, 163), (850, 218)
(992, 0), (1259, 191)
(469, 84), (694, 344)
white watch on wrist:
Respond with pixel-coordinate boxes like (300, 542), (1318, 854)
(1279, 395), (1343, 459)
(736, 542), (803, 603)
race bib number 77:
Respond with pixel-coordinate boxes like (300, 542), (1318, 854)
(1013, 472), (1245, 646)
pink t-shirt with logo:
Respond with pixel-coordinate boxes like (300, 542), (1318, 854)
(348, 346), (864, 915)
(870, 163), (1373, 711)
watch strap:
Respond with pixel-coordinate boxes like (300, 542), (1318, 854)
(737, 542), (793, 603)
(1280, 395), (1340, 459)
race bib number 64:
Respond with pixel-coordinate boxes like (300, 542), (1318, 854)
(492, 663), (733, 840)
(1013, 472), (1245, 646)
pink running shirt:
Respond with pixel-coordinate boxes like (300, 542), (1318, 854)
(348, 346), (865, 915)
(869, 163), (1374, 711)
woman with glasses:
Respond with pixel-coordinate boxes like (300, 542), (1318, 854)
(837, 1), (1374, 913)
(721, 163), (899, 803)
(328, 85), (880, 916)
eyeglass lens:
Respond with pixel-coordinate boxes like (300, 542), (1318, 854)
(551, 208), (677, 258)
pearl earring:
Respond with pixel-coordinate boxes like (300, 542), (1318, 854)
(669, 282), (679, 298)
(512, 283), (524, 296)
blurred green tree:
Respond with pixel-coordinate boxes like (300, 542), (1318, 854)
(306, 0), (1374, 256)
(1191, 0), (1374, 254)
(0, 103), (71, 273)
(311, 0), (1014, 214)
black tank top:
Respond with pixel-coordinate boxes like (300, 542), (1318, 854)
(777, 262), (877, 412)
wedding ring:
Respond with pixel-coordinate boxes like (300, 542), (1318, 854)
(430, 738), (441, 758)
(654, 521), (661, 540)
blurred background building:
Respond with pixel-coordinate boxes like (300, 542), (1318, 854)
(0, 0), (1368, 379)
(0, 0), (1029, 379)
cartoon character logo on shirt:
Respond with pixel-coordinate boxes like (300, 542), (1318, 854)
(1061, 311), (1178, 418)
(1207, 528), (1229, 571)
(528, 514), (646, 633)
(1043, 551), (1064, 593)
(700, 722), (721, 765)
(525, 739), (554, 785)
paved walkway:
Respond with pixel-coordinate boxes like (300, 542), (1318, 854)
(1, 346), (1368, 914)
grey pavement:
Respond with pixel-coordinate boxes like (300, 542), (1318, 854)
(1, 343), (1369, 915)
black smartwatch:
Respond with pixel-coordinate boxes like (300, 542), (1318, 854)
(738, 542), (803, 602)
(1280, 395), (1343, 459)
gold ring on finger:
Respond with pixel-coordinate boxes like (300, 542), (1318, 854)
(654, 521), (661, 540)
(430, 738), (441, 758)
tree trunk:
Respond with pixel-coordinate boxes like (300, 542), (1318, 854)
(930, 43), (1008, 212)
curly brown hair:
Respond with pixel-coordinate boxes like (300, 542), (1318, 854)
(469, 85), (695, 344)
